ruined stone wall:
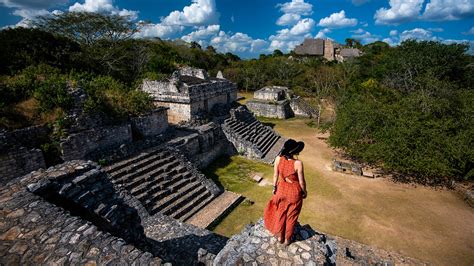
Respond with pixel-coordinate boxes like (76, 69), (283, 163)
(155, 102), (192, 124)
(0, 126), (50, 184)
(168, 123), (234, 169)
(130, 108), (169, 139)
(60, 124), (132, 161)
(0, 147), (45, 185)
(324, 39), (335, 61)
(247, 100), (293, 119)
(254, 89), (285, 101)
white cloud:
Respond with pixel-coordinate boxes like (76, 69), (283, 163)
(275, 0), (312, 27)
(315, 28), (331, 39)
(276, 13), (301, 26)
(181, 24), (220, 43)
(178, 24), (268, 54)
(0, 0), (68, 9)
(462, 26), (474, 35)
(277, 0), (313, 16)
(161, 0), (218, 26)
(136, 24), (184, 39)
(399, 28), (439, 41)
(318, 10), (358, 28)
(290, 18), (315, 35)
(351, 28), (381, 44)
(69, 0), (138, 20)
(390, 30), (398, 36)
(374, 0), (424, 25)
(211, 31), (267, 53)
(269, 18), (314, 52)
(137, 0), (218, 38)
(422, 0), (474, 21)
(0, 0), (70, 27)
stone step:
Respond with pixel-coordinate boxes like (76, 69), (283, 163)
(149, 181), (202, 215)
(112, 158), (178, 186)
(179, 193), (215, 222)
(104, 148), (164, 174)
(161, 185), (208, 217)
(129, 166), (189, 197)
(256, 130), (273, 147)
(124, 165), (181, 193)
(263, 137), (286, 163)
(139, 172), (195, 209)
(186, 191), (243, 229)
(107, 151), (170, 180)
(261, 135), (279, 158)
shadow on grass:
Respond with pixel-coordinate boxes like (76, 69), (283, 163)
(201, 155), (234, 190)
(261, 122), (276, 128)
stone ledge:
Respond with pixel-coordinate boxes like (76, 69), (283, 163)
(187, 191), (244, 229)
(213, 219), (426, 265)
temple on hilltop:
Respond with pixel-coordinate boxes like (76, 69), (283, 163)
(294, 38), (362, 62)
(141, 67), (238, 124)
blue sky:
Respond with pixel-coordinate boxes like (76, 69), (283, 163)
(1, 0), (473, 58)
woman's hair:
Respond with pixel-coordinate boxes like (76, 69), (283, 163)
(280, 139), (305, 159)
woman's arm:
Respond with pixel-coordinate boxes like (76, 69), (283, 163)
(272, 156), (280, 194)
(295, 160), (307, 198)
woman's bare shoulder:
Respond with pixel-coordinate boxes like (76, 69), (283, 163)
(294, 160), (303, 168)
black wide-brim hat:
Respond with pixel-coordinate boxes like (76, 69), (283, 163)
(283, 139), (305, 155)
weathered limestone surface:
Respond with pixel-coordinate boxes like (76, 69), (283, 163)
(214, 219), (424, 265)
(290, 96), (319, 118)
(187, 191), (244, 229)
(169, 122), (235, 169)
(0, 126), (50, 184)
(141, 67), (237, 124)
(0, 160), (233, 265)
(104, 145), (223, 222)
(60, 124), (133, 161)
(0, 161), (161, 265)
(223, 106), (286, 164)
(247, 86), (319, 119)
(247, 99), (293, 119)
(130, 107), (169, 139)
(144, 213), (228, 265)
(0, 147), (45, 185)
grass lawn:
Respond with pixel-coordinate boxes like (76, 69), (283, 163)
(202, 156), (274, 235)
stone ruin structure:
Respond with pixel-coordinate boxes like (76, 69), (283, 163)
(247, 86), (319, 119)
(223, 106), (287, 164)
(333, 159), (363, 176)
(294, 38), (362, 62)
(141, 67), (237, 124)
(1, 66), (426, 265)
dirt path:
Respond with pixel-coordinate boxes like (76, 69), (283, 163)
(271, 118), (474, 265)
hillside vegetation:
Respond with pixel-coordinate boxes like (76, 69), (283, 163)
(0, 12), (472, 183)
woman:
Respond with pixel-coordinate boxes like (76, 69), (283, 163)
(264, 139), (306, 246)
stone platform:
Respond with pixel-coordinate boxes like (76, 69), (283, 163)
(213, 219), (424, 265)
(187, 191), (244, 229)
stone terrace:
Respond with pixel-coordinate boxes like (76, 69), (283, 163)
(223, 106), (286, 164)
(104, 145), (222, 222)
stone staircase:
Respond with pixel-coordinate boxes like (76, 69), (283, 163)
(291, 96), (320, 118)
(223, 106), (286, 164)
(104, 146), (221, 222)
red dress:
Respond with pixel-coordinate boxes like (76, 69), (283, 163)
(264, 156), (303, 241)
